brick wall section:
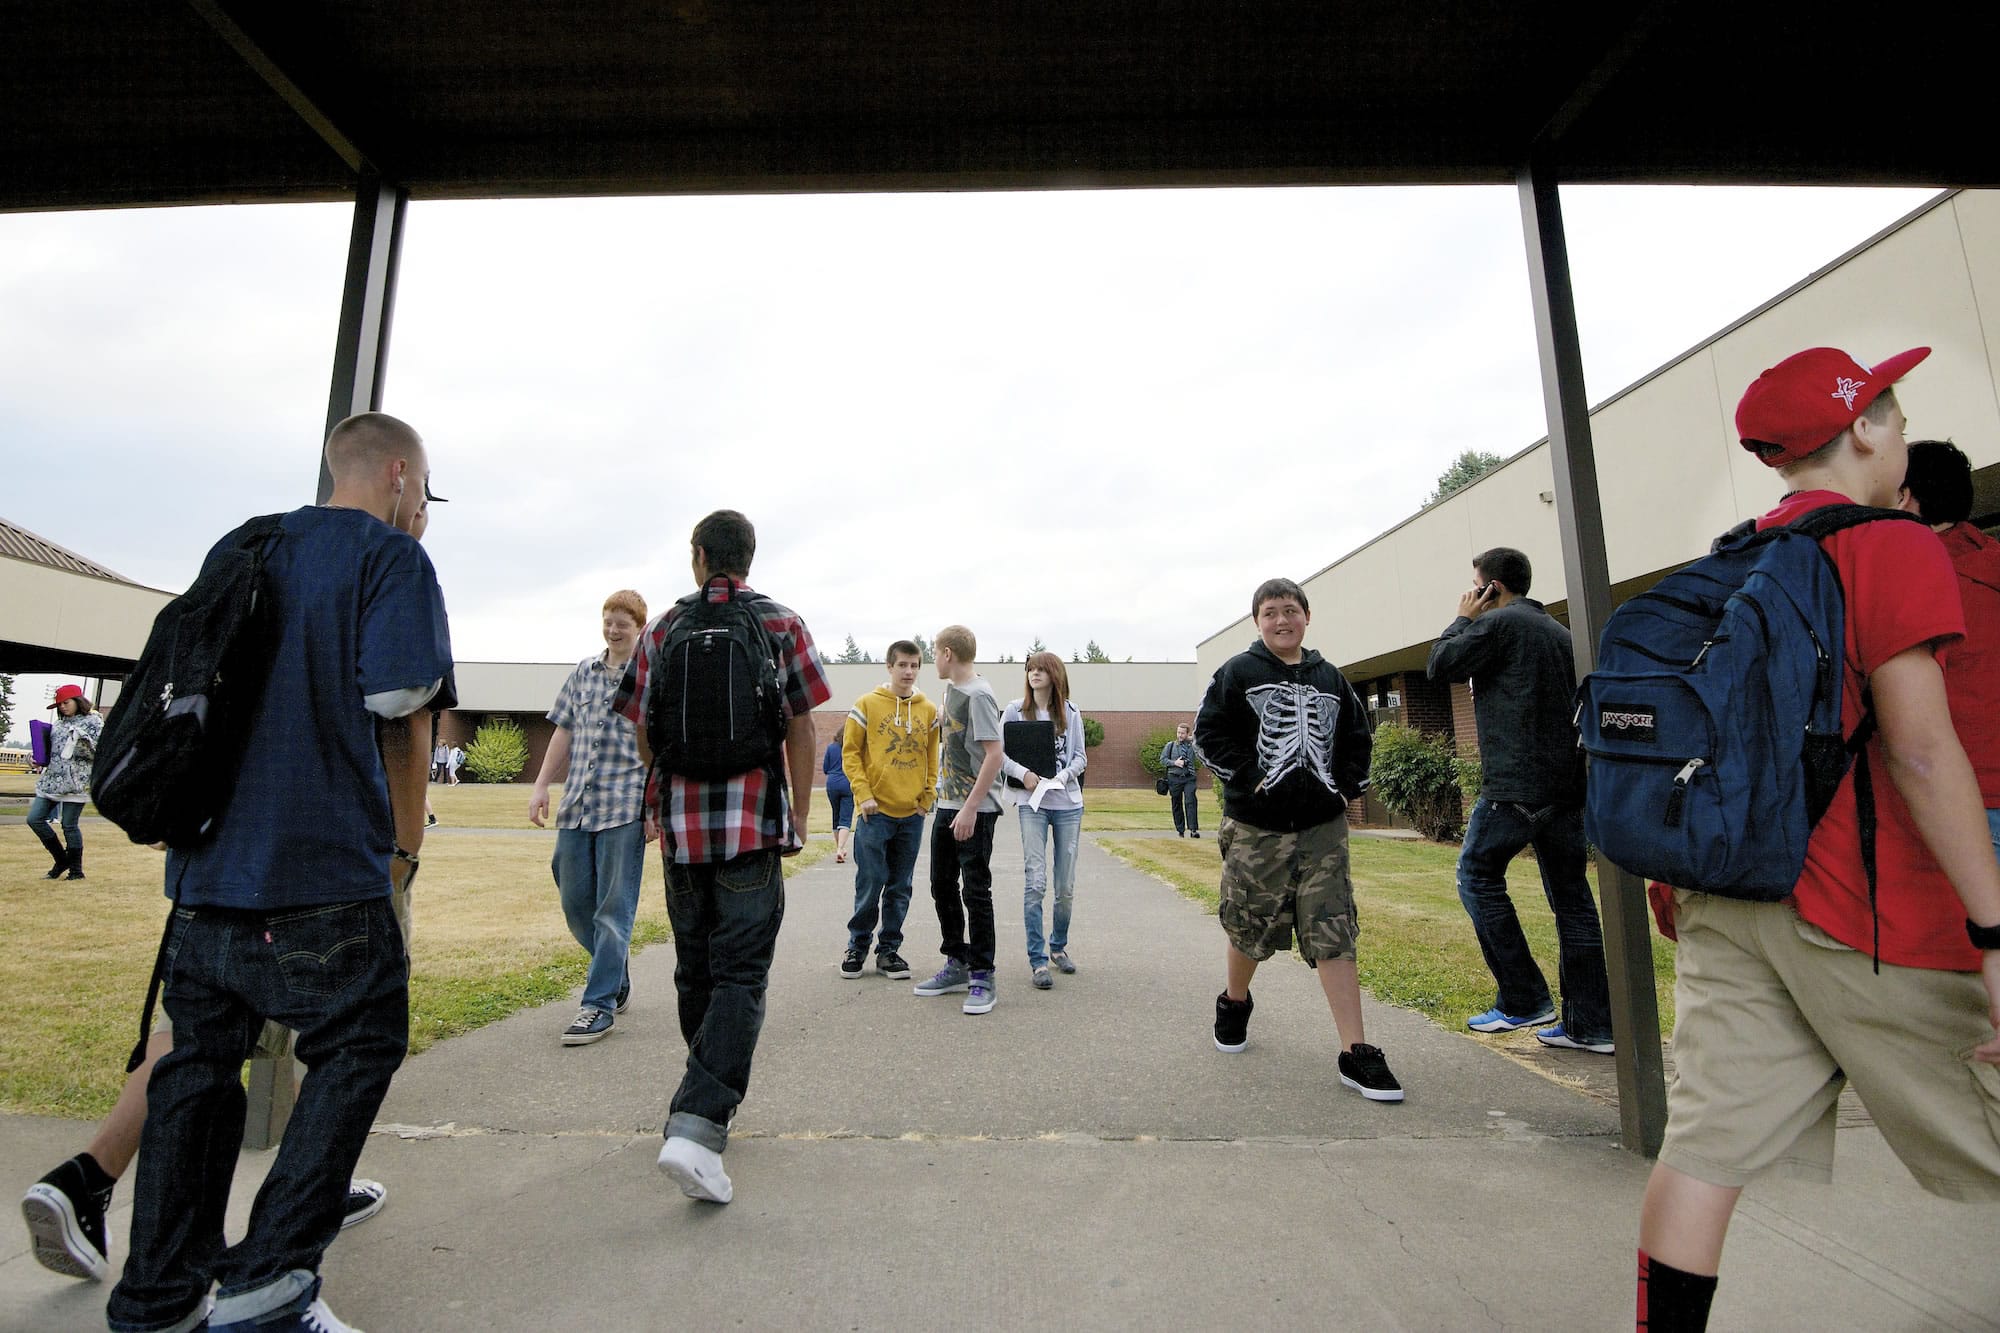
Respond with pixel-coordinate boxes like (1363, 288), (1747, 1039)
(1396, 670), (1456, 741)
(1449, 682), (1477, 758)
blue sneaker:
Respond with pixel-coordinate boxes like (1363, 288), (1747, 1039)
(561, 1006), (613, 1046)
(1535, 1022), (1614, 1053)
(913, 960), (971, 996)
(1466, 1004), (1555, 1033)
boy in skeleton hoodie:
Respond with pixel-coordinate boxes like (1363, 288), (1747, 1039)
(1195, 578), (1403, 1101)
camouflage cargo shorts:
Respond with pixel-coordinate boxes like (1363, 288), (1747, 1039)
(1216, 814), (1359, 964)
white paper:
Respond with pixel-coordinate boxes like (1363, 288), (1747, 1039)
(1027, 773), (1067, 811)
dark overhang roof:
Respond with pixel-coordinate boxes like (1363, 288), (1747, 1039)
(8, 2), (1994, 213)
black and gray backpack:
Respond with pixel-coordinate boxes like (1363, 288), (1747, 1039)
(646, 577), (787, 780)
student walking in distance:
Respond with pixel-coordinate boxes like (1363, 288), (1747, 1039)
(913, 625), (1006, 1015)
(1636, 349), (2000, 1332)
(1426, 546), (1614, 1053)
(838, 641), (938, 981)
(26, 684), (99, 879)
(822, 736), (855, 864)
(104, 412), (453, 1333)
(1161, 719), (1201, 838)
(529, 589), (651, 1047)
(1001, 652), (1088, 989)
(432, 738), (448, 784)
(1196, 578), (1401, 1102)
(616, 510), (830, 1207)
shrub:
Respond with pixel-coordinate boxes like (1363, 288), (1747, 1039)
(463, 716), (530, 784)
(1368, 724), (1464, 841)
(1137, 726), (1178, 780)
(1453, 754), (1483, 806)
(1081, 715), (1104, 749)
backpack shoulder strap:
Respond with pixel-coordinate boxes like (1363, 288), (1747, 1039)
(1784, 503), (1924, 542)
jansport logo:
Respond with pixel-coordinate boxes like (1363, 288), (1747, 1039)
(1600, 705), (1657, 741)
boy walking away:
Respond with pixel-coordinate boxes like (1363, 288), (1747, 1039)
(839, 641), (939, 981)
(617, 510), (831, 1207)
(1161, 720), (1201, 837)
(914, 625), (1006, 1015)
(1426, 546), (1614, 1053)
(1195, 579), (1401, 1102)
(1636, 349), (2000, 1331)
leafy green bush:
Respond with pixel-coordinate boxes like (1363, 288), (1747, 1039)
(1453, 754), (1482, 806)
(1368, 724), (1464, 841)
(1081, 715), (1104, 749)
(463, 717), (530, 784)
(1137, 726), (1179, 780)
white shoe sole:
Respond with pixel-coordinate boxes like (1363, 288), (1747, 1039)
(657, 1142), (733, 1204)
(839, 966), (865, 980)
(341, 1180), (386, 1230)
(1536, 1034), (1615, 1054)
(1213, 1036), (1247, 1053)
(962, 995), (996, 1015)
(561, 1026), (612, 1046)
(21, 1184), (106, 1281)
(1340, 1074), (1406, 1103)
(876, 962), (912, 979)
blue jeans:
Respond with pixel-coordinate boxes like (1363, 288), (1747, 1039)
(848, 810), (923, 953)
(107, 896), (408, 1332)
(662, 849), (784, 1154)
(553, 821), (645, 1011)
(825, 788), (854, 830)
(1987, 807), (2000, 859)
(1019, 803), (1083, 967)
(1455, 798), (1612, 1043)
(25, 794), (82, 856)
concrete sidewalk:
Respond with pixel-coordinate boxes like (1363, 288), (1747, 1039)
(5, 819), (1998, 1330)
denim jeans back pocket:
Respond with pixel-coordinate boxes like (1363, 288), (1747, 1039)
(717, 851), (779, 895)
(163, 906), (198, 966)
(265, 902), (373, 998)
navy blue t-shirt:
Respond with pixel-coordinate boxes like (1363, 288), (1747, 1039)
(166, 505), (455, 909)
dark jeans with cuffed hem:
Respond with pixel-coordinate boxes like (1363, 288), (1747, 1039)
(848, 810), (923, 953)
(107, 897), (408, 1332)
(1455, 797), (1613, 1042)
(663, 848), (784, 1154)
(930, 807), (998, 972)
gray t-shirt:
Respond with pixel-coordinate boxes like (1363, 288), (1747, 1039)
(939, 676), (1003, 813)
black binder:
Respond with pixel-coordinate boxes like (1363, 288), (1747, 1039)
(1002, 719), (1058, 789)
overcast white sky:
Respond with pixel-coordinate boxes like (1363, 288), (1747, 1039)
(0, 184), (1939, 740)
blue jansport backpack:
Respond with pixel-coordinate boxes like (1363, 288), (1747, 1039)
(1578, 504), (1923, 912)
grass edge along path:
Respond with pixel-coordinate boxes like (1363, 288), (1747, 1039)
(1095, 832), (1676, 1036)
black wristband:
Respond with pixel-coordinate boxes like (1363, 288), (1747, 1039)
(1969, 918), (2000, 950)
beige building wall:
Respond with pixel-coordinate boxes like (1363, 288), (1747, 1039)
(1, 559), (173, 664)
(1199, 190), (2000, 684)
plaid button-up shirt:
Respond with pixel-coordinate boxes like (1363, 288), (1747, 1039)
(614, 580), (831, 864)
(548, 650), (647, 832)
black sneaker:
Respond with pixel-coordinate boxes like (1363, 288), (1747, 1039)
(614, 971), (631, 1014)
(1338, 1044), (1405, 1102)
(839, 947), (866, 980)
(875, 950), (912, 980)
(341, 1179), (386, 1229)
(21, 1154), (112, 1281)
(1213, 990), (1253, 1053)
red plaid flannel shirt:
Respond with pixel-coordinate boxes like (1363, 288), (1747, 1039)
(614, 579), (831, 864)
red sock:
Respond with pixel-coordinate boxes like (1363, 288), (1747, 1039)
(1637, 1248), (1717, 1332)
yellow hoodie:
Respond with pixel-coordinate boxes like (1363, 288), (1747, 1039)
(841, 685), (939, 818)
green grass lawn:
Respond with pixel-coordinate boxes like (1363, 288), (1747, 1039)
(2, 782), (828, 1119)
(1097, 831), (1676, 1035)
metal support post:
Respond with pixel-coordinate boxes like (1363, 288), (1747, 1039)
(1517, 155), (1669, 1157)
(319, 174), (408, 501)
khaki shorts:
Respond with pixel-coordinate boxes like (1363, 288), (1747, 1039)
(1216, 814), (1359, 965)
(155, 881), (414, 1064)
(1660, 890), (2000, 1201)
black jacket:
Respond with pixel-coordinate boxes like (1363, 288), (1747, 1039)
(1160, 739), (1200, 787)
(1194, 641), (1372, 832)
(1425, 598), (1584, 806)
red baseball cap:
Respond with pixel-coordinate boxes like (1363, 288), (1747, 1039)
(47, 683), (85, 708)
(1735, 346), (1930, 465)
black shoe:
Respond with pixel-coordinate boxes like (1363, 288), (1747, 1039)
(1338, 1044), (1404, 1102)
(21, 1154), (112, 1281)
(341, 1179), (386, 1229)
(875, 950), (912, 980)
(1191, 831), (1201, 839)
(840, 947), (866, 980)
(1213, 990), (1253, 1053)
(64, 847), (84, 880)
(45, 862), (65, 880)
(615, 973), (631, 1014)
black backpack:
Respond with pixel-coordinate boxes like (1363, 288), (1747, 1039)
(646, 577), (788, 780)
(92, 513), (285, 847)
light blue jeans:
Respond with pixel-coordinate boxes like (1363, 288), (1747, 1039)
(1019, 803), (1083, 968)
(553, 821), (646, 1013)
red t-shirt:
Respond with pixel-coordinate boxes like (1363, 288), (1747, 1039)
(1936, 521), (2000, 803)
(1759, 491), (1971, 970)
